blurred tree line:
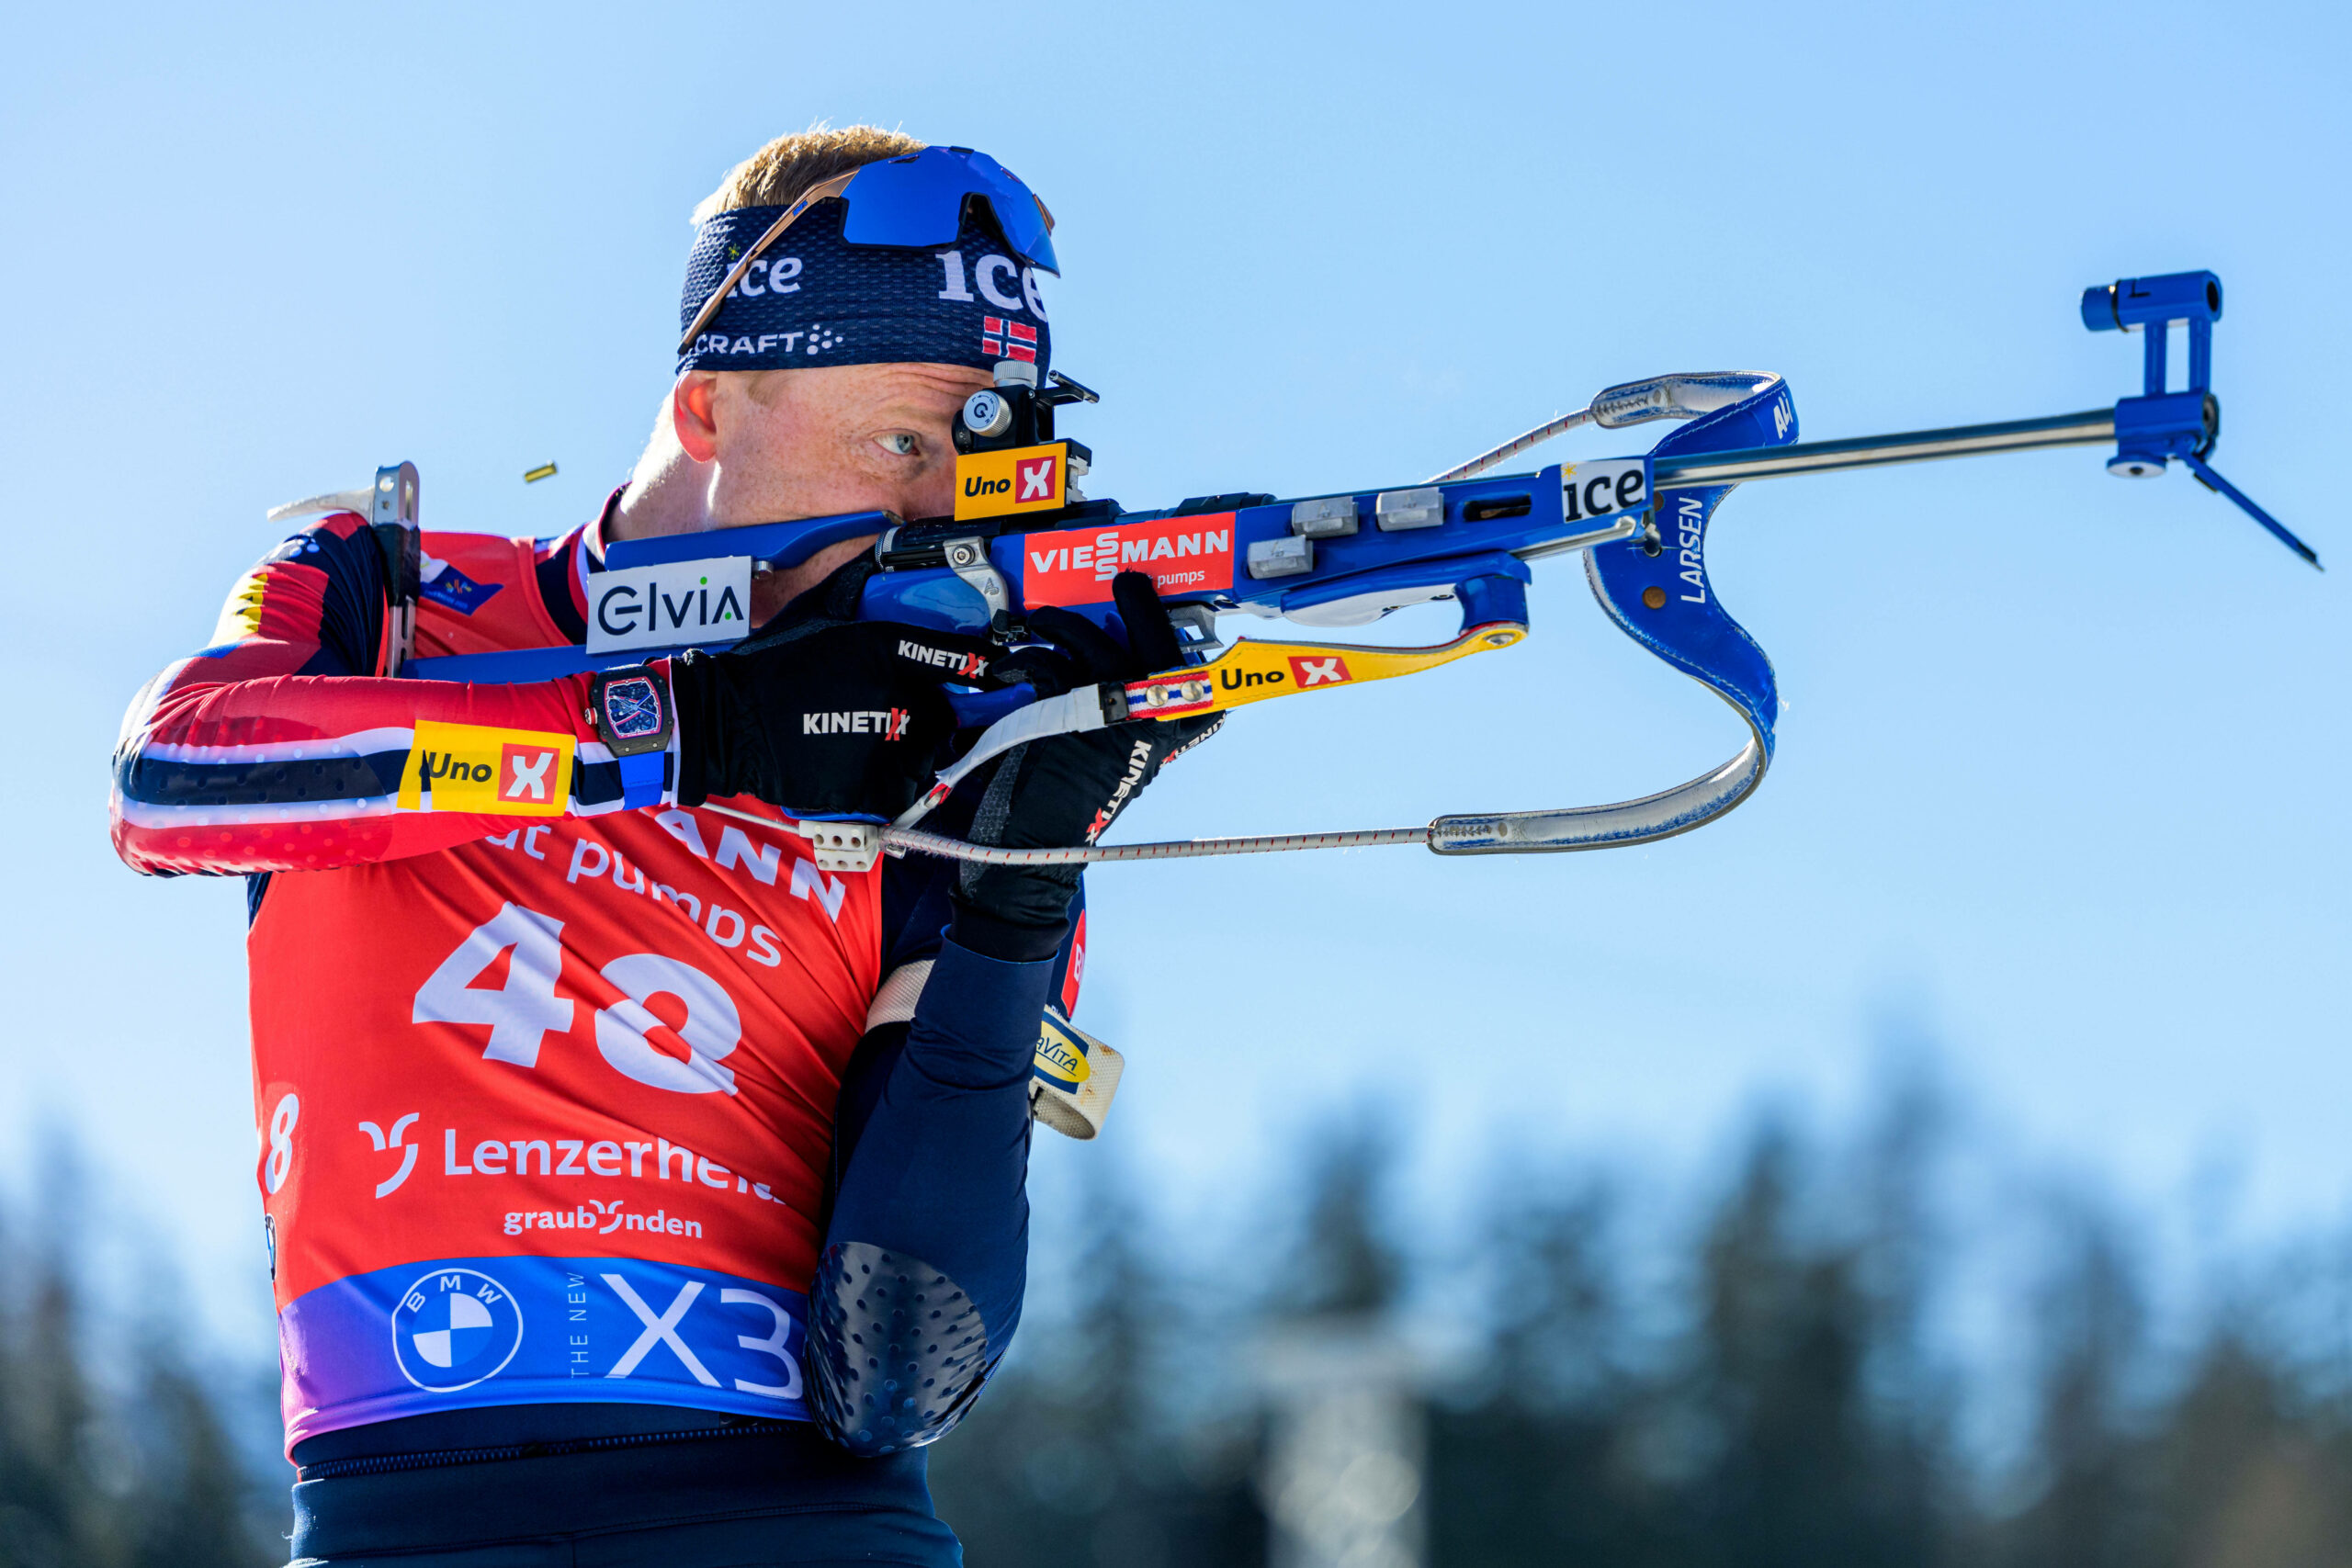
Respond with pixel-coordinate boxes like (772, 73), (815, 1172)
(0, 1151), (278, 1568)
(933, 1078), (2352, 1568)
(13, 1079), (2352, 1568)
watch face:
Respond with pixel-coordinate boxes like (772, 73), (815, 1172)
(602, 675), (665, 742)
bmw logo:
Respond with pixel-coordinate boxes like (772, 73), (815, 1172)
(390, 1268), (525, 1393)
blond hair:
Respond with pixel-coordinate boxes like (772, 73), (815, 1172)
(690, 124), (927, 225)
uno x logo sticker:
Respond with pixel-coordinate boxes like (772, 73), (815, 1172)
(1016, 456), (1057, 502)
(1287, 655), (1353, 687)
(501, 745), (558, 801)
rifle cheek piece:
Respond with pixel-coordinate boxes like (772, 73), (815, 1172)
(806, 1241), (996, 1456)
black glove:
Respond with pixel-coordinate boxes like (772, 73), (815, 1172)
(671, 616), (1002, 820)
(951, 572), (1224, 959)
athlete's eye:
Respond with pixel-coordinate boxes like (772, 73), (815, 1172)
(876, 433), (920, 457)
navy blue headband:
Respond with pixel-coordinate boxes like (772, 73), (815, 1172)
(677, 201), (1051, 378)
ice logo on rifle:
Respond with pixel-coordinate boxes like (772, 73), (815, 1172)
(602, 676), (665, 741)
(390, 1267), (525, 1393)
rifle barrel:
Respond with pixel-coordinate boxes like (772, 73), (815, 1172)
(1651, 409), (2116, 488)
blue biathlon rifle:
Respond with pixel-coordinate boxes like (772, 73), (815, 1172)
(388, 269), (2316, 873)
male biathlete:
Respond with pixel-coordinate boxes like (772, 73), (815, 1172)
(110, 125), (1210, 1565)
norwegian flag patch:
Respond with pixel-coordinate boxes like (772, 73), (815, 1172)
(981, 316), (1040, 363)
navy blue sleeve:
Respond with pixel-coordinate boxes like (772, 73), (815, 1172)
(841, 852), (1083, 1256)
(807, 938), (1049, 1455)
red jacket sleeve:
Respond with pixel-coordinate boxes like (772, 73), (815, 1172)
(111, 513), (627, 877)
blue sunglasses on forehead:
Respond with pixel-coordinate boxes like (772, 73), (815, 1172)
(677, 146), (1057, 355)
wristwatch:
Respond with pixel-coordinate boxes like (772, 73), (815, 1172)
(587, 665), (673, 807)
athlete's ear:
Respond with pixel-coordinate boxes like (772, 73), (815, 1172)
(672, 372), (721, 464)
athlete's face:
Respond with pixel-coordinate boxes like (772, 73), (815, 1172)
(668, 361), (992, 615)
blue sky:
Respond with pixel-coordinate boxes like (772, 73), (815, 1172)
(2, 0), (2344, 1343)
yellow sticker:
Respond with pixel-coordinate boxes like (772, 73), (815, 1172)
(1034, 1014), (1092, 1090)
(954, 442), (1069, 521)
(1124, 623), (1528, 720)
(398, 721), (576, 817)
(210, 569), (270, 645)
